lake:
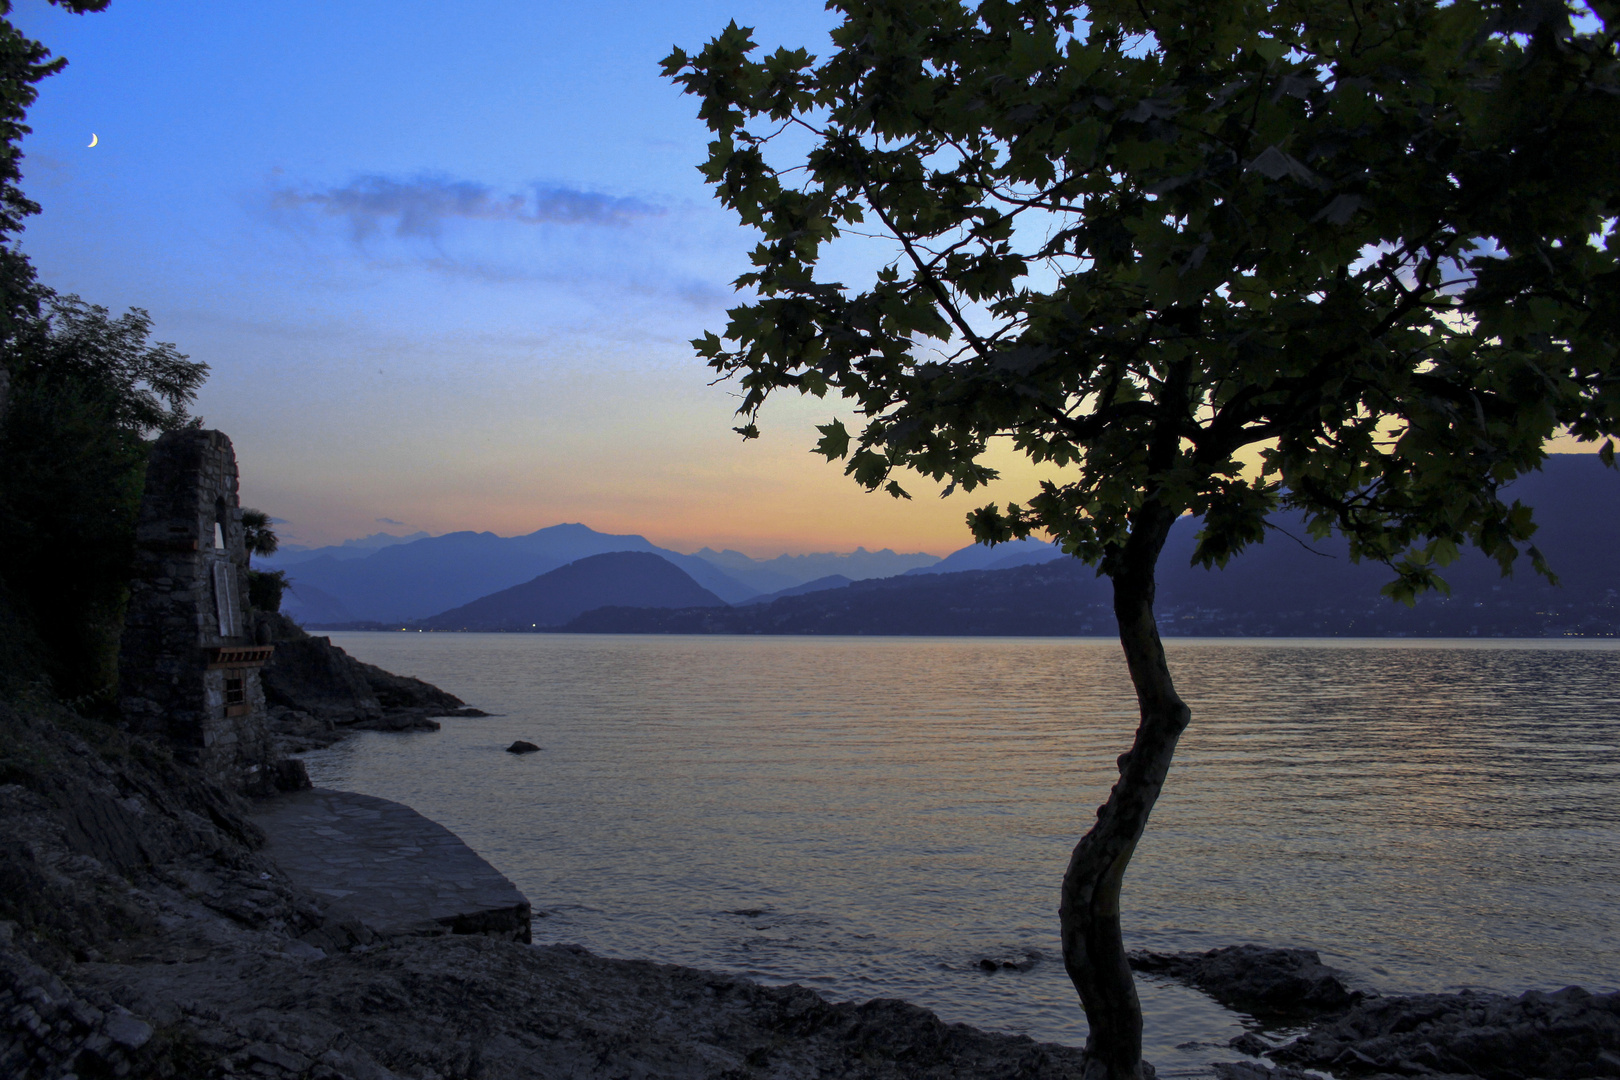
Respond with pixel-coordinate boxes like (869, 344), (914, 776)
(298, 634), (1620, 1076)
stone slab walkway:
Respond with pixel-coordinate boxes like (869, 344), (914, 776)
(253, 788), (531, 942)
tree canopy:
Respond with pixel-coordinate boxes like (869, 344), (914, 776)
(667, 2), (1619, 1075)
(667, 0), (1619, 599)
(0, 0), (110, 346)
(0, 0), (207, 700)
(242, 509), (280, 563)
(0, 293), (207, 697)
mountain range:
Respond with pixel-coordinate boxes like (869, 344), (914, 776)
(290, 455), (1618, 637)
(565, 455), (1617, 637)
(264, 523), (941, 623)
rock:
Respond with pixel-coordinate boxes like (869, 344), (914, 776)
(506, 741), (540, 755)
(975, 951), (1042, 973)
(439, 707), (491, 717)
(103, 1008), (153, 1049)
(260, 633), (386, 725)
(1129, 945), (1358, 1018)
(266, 705), (343, 754)
(1271, 985), (1620, 1080)
(243, 1040), (313, 1072)
(354, 658), (464, 713)
(256, 618), (469, 735)
(350, 710), (441, 733)
(268, 758), (312, 792)
(1229, 1032), (1269, 1057)
(1211, 1063), (1314, 1080)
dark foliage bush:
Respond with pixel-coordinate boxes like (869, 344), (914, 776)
(0, 295), (207, 697)
(248, 569), (289, 614)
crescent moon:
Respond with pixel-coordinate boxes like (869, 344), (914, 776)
(88, 133), (97, 147)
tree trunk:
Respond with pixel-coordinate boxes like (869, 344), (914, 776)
(1061, 505), (1190, 1080)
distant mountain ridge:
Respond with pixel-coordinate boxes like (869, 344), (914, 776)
(287, 454), (1614, 637)
(692, 547), (939, 594)
(904, 536), (1064, 575)
(270, 531), (432, 564)
(271, 523), (758, 623)
(420, 552), (726, 631)
(561, 455), (1620, 638)
(736, 574), (854, 606)
(272, 522), (943, 624)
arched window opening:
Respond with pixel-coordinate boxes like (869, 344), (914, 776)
(213, 497), (228, 552)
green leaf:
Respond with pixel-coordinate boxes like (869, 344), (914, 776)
(1252, 35), (1286, 62)
(814, 420), (851, 460)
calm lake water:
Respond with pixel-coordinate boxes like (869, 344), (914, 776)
(300, 634), (1620, 1075)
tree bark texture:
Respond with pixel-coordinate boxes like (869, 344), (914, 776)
(1062, 503), (1191, 1080)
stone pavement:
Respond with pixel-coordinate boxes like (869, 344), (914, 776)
(253, 788), (531, 942)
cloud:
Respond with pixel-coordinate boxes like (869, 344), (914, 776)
(375, 517), (406, 526)
(257, 172), (738, 312)
(271, 174), (663, 241)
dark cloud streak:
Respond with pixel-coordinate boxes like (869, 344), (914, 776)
(272, 174), (663, 240)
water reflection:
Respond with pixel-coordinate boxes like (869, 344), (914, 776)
(300, 634), (1620, 1071)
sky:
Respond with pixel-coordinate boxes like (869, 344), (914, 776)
(13, 0), (1058, 556)
(11, 1), (1600, 557)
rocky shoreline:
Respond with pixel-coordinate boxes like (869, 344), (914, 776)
(1130, 946), (1620, 1080)
(252, 614), (490, 754)
(2, 652), (1099, 1079)
(5, 644), (1618, 1078)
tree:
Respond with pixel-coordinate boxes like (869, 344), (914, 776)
(241, 508), (279, 563)
(0, 293), (207, 697)
(0, 1), (175, 701)
(0, 0), (111, 349)
(665, 2), (1619, 1075)
(241, 509), (289, 613)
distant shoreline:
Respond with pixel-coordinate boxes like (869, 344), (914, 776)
(307, 621), (1620, 640)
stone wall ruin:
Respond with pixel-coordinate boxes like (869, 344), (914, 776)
(118, 429), (279, 789)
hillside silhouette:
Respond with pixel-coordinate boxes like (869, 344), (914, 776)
(420, 551), (726, 631)
(564, 456), (1618, 638)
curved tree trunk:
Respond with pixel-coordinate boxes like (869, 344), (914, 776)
(1062, 505), (1191, 1080)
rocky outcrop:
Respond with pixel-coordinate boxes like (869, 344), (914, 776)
(1269, 987), (1620, 1080)
(254, 788), (532, 944)
(61, 937), (1095, 1080)
(260, 633), (382, 725)
(1141, 944), (1620, 1080)
(354, 654), (463, 714)
(253, 614), (477, 748)
(1130, 945), (1360, 1019)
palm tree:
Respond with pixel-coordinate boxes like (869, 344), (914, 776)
(241, 508), (278, 565)
(241, 508), (287, 613)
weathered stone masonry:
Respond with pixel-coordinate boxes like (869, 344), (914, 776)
(119, 429), (277, 788)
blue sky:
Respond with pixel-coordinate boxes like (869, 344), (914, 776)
(11, 0), (1031, 555)
(17, 1), (1596, 556)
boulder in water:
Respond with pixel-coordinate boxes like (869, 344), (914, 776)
(1129, 945), (1357, 1018)
(506, 740), (540, 755)
(975, 951), (1042, 973)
